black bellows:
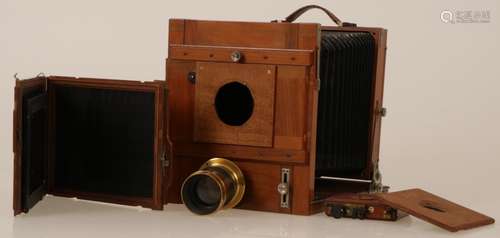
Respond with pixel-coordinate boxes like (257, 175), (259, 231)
(315, 31), (375, 177)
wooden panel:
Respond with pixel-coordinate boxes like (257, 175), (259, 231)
(291, 165), (313, 215)
(376, 189), (495, 232)
(169, 44), (314, 66)
(173, 142), (306, 164)
(305, 63), (318, 204)
(167, 60), (196, 142)
(169, 19), (185, 44)
(13, 77), (46, 215)
(298, 24), (319, 49)
(299, 24), (320, 216)
(159, 80), (173, 204)
(368, 29), (388, 175)
(184, 20), (306, 49)
(274, 66), (307, 150)
(154, 82), (166, 210)
(236, 161), (287, 213)
(47, 76), (164, 89)
(194, 62), (275, 147)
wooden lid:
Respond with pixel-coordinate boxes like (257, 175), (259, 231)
(375, 189), (495, 232)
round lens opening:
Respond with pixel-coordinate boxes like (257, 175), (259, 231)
(215, 82), (254, 126)
(195, 176), (221, 205)
(182, 174), (221, 215)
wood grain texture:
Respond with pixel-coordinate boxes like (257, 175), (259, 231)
(159, 79), (173, 204)
(183, 20), (308, 49)
(368, 29), (388, 177)
(194, 62), (276, 147)
(236, 161), (289, 213)
(169, 19), (185, 45)
(291, 165), (312, 215)
(13, 77), (46, 215)
(274, 66), (307, 150)
(173, 142), (306, 164)
(166, 60), (196, 142)
(375, 189), (495, 232)
(169, 44), (314, 66)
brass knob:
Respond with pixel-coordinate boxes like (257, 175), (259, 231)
(231, 51), (242, 63)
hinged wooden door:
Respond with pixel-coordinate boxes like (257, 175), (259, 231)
(13, 76), (48, 215)
(14, 76), (168, 214)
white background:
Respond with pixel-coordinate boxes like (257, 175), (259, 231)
(1, 0), (499, 237)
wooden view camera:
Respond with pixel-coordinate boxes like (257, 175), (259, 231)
(13, 5), (387, 215)
(166, 6), (388, 215)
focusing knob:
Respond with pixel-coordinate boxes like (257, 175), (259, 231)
(277, 183), (289, 195)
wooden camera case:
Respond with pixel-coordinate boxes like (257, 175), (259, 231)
(13, 6), (387, 216)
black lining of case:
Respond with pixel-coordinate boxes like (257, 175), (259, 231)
(22, 91), (48, 212)
(52, 85), (156, 198)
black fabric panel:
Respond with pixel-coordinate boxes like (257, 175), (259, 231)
(22, 92), (47, 211)
(316, 31), (375, 176)
(53, 85), (155, 198)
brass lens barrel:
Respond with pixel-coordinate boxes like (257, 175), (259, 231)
(181, 158), (245, 215)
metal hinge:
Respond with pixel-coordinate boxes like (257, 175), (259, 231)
(379, 107), (387, 117)
(369, 161), (389, 193)
(160, 151), (170, 167)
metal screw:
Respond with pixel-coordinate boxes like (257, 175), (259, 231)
(231, 51), (242, 63)
(187, 72), (196, 84)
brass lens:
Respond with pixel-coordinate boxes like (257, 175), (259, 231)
(181, 158), (245, 215)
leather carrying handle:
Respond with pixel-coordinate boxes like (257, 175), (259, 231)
(275, 5), (357, 27)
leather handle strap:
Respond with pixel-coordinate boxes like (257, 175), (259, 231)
(275, 5), (357, 27)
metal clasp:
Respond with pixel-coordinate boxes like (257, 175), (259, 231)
(278, 168), (290, 208)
